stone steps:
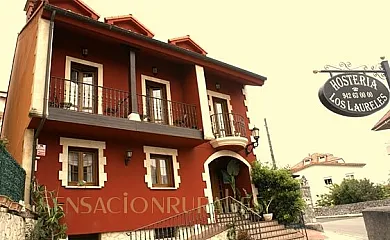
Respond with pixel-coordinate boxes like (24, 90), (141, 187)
(215, 213), (306, 240)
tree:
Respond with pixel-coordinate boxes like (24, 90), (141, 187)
(251, 162), (305, 224)
(317, 178), (388, 206)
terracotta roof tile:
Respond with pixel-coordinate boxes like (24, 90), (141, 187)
(372, 109), (390, 131)
(291, 162), (366, 173)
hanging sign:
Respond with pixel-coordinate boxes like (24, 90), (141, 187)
(318, 73), (390, 117)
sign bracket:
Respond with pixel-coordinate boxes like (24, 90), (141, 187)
(314, 59), (390, 89)
(314, 59), (390, 117)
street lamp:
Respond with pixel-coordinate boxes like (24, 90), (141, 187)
(245, 126), (260, 155)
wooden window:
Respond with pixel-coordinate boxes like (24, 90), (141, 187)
(145, 80), (168, 124)
(212, 97), (231, 137)
(68, 147), (98, 186)
(324, 177), (333, 185)
(150, 154), (174, 187)
(68, 62), (98, 113)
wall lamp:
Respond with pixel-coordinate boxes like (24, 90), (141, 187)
(152, 67), (158, 76)
(245, 126), (260, 155)
(215, 82), (221, 90)
(82, 48), (88, 57)
(125, 150), (133, 166)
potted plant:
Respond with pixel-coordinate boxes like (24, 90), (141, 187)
(214, 197), (223, 214)
(262, 196), (275, 221)
(250, 202), (263, 222)
(240, 189), (252, 219)
(221, 160), (241, 212)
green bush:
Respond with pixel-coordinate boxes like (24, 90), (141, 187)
(0, 144), (26, 202)
(317, 178), (388, 206)
(30, 180), (67, 240)
(251, 162), (305, 224)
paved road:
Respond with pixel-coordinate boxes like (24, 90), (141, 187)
(318, 217), (368, 239)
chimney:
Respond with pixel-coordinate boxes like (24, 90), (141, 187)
(24, 0), (42, 22)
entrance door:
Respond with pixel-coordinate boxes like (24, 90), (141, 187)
(212, 97), (231, 137)
(209, 158), (230, 201)
(146, 80), (168, 124)
(69, 63), (98, 113)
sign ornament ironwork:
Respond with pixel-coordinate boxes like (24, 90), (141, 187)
(314, 59), (390, 117)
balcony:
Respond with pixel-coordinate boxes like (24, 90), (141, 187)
(46, 77), (202, 145)
(209, 113), (248, 150)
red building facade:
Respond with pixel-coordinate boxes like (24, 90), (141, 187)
(2, 0), (266, 238)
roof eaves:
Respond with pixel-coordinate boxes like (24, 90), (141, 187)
(291, 162), (366, 173)
(43, 4), (267, 83)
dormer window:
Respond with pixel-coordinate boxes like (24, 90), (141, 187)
(304, 159), (311, 165)
(104, 15), (154, 38)
(47, 0), (100, 20)
(168, 35), (207, 55)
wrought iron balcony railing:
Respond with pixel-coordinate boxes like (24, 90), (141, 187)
(137, 94), (198, 129)
(49, 77), (198, 129)
(210, 113), (246, 138)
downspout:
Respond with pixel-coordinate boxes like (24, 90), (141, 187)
(30, 10), (56, 196)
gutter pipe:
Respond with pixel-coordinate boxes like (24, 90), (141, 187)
(30, 9), (56, 201)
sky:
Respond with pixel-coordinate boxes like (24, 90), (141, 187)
(1, 0), (390, 183)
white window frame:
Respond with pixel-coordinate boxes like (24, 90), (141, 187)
(207, 90), (236, 136)
(143, 146), (180, 190)
(324, 177), (333, 185)
(64, 56), (104, 114)
(58, 137), (107, 189)
(345, 173), (355, 179)
(141, 75), (173, 125)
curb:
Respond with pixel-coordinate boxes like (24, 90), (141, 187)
(316, 213), (363, 219)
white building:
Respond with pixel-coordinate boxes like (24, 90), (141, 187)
(0, 91), (7, 131)
(291, 153), (366, 205)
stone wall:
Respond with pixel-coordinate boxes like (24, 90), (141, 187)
(315, 198), (390, 217)
(0, 211), (36, 240)
(300, 182), (316, 223)
(0, 212), (27, 240)
(298, 176), (317, 223)
(362, 206), (390, 240)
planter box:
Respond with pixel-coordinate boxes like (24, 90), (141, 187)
(9, 201), (23, 213)
(0, 195), (11, 208)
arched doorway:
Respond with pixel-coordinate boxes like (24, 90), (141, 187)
(202, 150), (258, 206)
(209, 157), (251, 201)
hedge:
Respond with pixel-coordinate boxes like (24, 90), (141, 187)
(0, 145), (26, 202)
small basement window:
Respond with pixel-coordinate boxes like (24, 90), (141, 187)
(155, 227), (177, 239)
(68, 233), (99, 240)
(324, 177), (333, 185)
